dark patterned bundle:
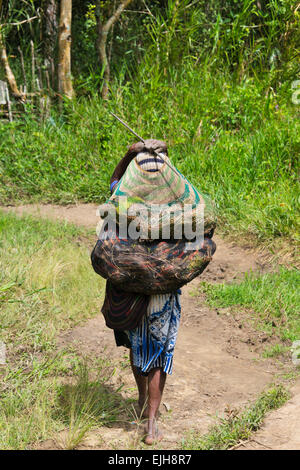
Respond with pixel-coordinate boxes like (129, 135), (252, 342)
(91, 227), (216, 295)
(91, 150), (217, 295)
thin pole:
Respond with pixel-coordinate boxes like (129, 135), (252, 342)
(110, 111), (183, 197)
(5, 84), (12, 122)
(18, 46), (27, 90)
(110, 112), (145, 143)
(30, 40), (35, 92)
(109, 112), (182, 173)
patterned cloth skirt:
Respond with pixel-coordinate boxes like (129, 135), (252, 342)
(127, 290), (181, 375)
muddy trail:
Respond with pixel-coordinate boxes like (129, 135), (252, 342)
(3, 204), (300, 450)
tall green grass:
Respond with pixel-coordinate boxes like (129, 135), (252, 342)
(0, 64), (299, 247)
(0, 210), (104, 350)
(0, 211), (121, 449)
(199, 267), (300, 341)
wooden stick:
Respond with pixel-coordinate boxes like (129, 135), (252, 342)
(229, 439), (250, 450)
(18, 46), (27, 90)
(30, 40), (35, 92)
(4, 16), (38, 27)
(37, 63), (44, 91)
(45, 70), (51, 94)
(5, 83), (12, 122)
(109, 111), (184, 199)
(110, 112), (145, 143)
(109, 111), (181, 175)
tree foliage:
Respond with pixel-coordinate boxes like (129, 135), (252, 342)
(0, 0), (298, 97)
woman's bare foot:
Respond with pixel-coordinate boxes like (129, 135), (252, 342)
(143, 420), (163, 445)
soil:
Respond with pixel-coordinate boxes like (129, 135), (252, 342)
(2, 203), (299, 450)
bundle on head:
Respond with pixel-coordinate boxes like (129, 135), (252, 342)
(91, 140), (217, 295)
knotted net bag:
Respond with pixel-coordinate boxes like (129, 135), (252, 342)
(91, 148), (216, 294)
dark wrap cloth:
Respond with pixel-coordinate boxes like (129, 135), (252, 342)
(101, 140), (168, 333)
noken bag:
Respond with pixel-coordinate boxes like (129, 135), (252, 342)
(101, 155), (216, 239)
(91, 156), (217, 295)
(91, 227), (216, 295)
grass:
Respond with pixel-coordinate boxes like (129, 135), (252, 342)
(0, 64), (299, 252)
(0, 210), (131, 450)
(262, 343), (291, 359)
(0, 352), (127, 450)
(52, 361), (127, 450)
(181, 385), (290, 450)
(199, 267), (300, 342)
(0, 210), (104, 351)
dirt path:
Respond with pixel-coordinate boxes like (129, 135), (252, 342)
(239, 382), (300, 450)
(2, 203), (299, 450)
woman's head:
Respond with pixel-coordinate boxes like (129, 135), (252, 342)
(110, 139), (168, 191)
(128, 139), (168, 157)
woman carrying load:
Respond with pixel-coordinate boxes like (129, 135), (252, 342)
(101, 139), (181, 445)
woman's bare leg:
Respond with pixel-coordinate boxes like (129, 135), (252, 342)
(130, 349), (148, 416)
(144, 367), (166, 445)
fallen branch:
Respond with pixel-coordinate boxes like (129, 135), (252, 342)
(3, 15), (39, 27)
(229, 439), (250, 450)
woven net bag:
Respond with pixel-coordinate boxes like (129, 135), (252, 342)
(91, 155), (217, 294)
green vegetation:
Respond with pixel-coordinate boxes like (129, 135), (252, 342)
(1, 69), (299, 247)
(0, 0), (299, 450)
(0, 210), (104, 349)
(181, 385), (290, 450)
(262, 343), (291, 358)
(199, 268), (300, 342)
(0, 210), (126, 449)
(0, 1), (299, 248)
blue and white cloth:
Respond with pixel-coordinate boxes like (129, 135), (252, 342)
(128, 290), (181, 375)
(124, 155), (181, 375)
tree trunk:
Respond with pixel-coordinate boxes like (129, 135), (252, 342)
(95, 1), (102, 67)
(0, 29), (21, 97)
(96, 0), (133, 100)
(43, 0), (58, 88)
(0, 0), (21, 98)
(58, 0), (74, 99)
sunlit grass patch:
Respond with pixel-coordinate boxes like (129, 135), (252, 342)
(199, 268), (300, 342)
(54, 362), (125, 450)
(0, 210), (104, 351)
(262, 344), (291, 359)
(0, 353), (128, 450)
(0, 211), (115, 449)
(0, 356), (65, 449)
